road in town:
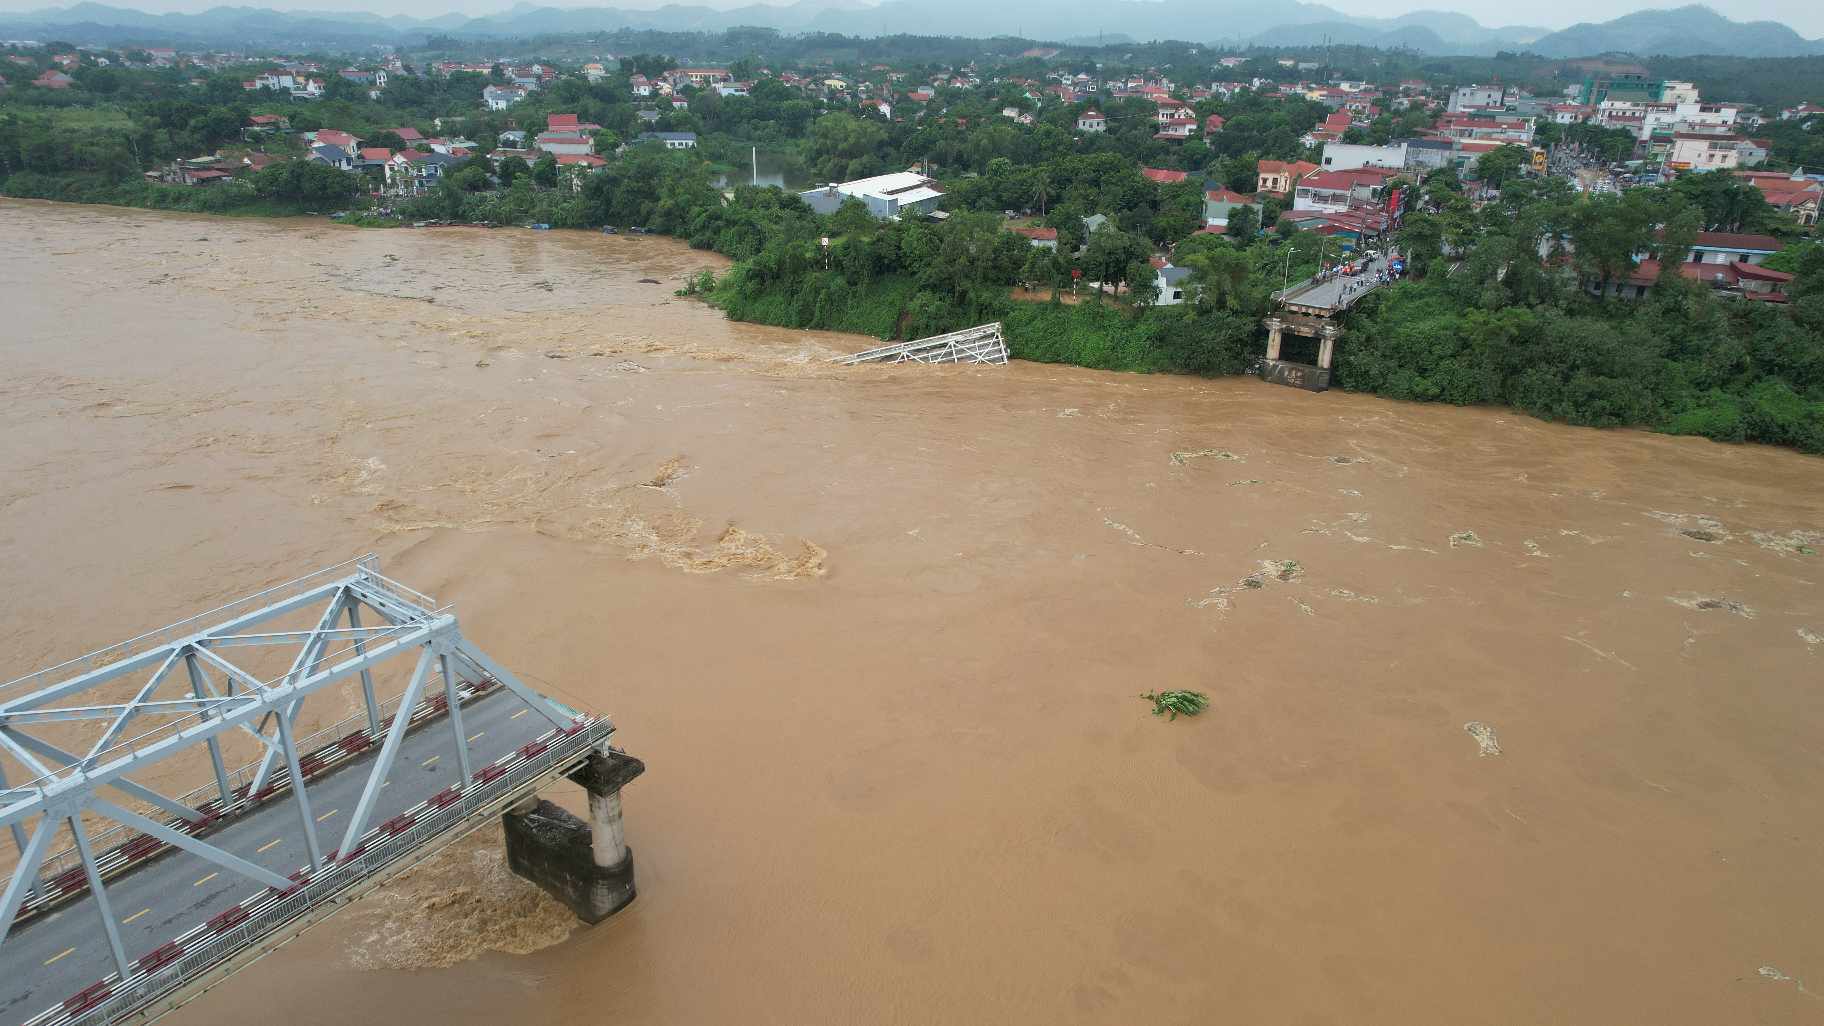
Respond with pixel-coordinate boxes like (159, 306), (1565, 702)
(0, 688), (555, 1025)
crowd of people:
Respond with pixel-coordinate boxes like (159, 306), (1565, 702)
(1313, 247), (1404, 300)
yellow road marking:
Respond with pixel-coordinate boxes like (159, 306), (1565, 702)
(509, 709), (528, 720)
(122, 908), (150, 925)
(467, 732), (485, 743)
(194, 872), (218, 887)
(256, 839), (281, 854)
(421, 755), (439, 768)
(316, 809), (338, 823)
(44, 947), (75, 966)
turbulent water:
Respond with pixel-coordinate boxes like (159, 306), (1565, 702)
(4, 199), (1823, 1025)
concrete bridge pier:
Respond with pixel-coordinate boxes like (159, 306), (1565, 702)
(502, 744), (646, 923)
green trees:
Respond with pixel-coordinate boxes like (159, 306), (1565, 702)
(1224, 204), (1259, 242)
(1473, 144), (1527, 188)
(252, 161), (358, 207)
(1081, 222), (1149, 297)
(806, 112), (886, 181)
(1668, 172), (1778, 233)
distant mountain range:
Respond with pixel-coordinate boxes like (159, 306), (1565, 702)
(1, 0), (1819, 57)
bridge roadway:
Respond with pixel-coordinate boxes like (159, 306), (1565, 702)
(0, 686), (552, 1025)
(1281, 250), (1395, 313)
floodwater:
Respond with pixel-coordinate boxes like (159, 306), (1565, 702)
(3, 199), (1823, 1025)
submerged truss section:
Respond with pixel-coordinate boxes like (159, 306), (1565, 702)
(0, 556), (575, 978)
(833, 322), (1008, 366)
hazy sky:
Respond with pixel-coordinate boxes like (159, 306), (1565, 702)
(1, 0), (1820, 38)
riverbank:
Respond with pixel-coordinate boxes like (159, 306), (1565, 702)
(12, 176), (1822, 455)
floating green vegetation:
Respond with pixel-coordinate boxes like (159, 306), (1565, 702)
(1140, 690), (1209, 721)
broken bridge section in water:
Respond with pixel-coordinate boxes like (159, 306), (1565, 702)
(0, 557), (636, 1026)
(834, 322), (1008, 366)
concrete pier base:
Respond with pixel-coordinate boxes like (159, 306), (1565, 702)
(1259, 359), (1331, 392)
(502, 748), (644, 924)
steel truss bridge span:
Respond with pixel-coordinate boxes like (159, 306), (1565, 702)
(0, 557), (611, 1026)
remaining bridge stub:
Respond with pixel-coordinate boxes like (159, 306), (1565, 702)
(1260, 359), (1331, 392)
(502, 747), (646, 923)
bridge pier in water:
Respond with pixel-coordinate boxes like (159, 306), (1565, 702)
(502, 743), (646, 923)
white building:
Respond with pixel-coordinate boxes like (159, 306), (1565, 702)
(1076, 110), (1106, 133)
(1320, 142), (1407, 172)
(633, 131), (697, 150)
(1448, 84), (1505, 113)
(483, 84), (527, 110)
(799, 171), (943, 220)
(1668, 133), (1747, 171)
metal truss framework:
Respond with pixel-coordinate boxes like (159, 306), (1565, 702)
(0, 556), (572, 978)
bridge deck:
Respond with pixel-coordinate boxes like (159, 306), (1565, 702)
(1278, 251), (1394, 315)
(3, 687), (566, 1025)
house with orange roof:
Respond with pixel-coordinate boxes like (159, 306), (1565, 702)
(1256, 159), (1318, 196)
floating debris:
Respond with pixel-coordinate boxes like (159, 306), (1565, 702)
(1192, 559), (1304, 612)
(1800, 628), (1821, 651)
(1464, 721), (1501, 757)
(1170, 449), (1245, 466)
(1750, 529), (1823, 557)
(1668, 594), (1754, 618)
(1450, 530), (1483, 549)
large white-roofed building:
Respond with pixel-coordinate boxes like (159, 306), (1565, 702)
(800, 171), (944, 220)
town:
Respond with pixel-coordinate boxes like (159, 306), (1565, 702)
(2, 31), (1821, 447)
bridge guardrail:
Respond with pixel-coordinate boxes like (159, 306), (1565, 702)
(25, 715), (614, 1026)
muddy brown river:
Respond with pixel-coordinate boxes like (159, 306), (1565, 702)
(4, 200), (1823, 1025)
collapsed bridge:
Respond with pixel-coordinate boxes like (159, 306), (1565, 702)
(0, 557), (640, 1026)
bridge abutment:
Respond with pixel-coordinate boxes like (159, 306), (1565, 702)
(502, 745), (645, 924)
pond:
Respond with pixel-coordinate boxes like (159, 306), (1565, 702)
(712, 149), (814, 192)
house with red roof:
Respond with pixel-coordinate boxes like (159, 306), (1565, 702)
(1203, 114), (1225, 137)
(312, 129), (359, 151)
(547, 113), (603, 135)
(1292, 167), (1400, 213)
(388, 127), (424, 143)
(1154, 118), (1197, 140)
(32, 70), (74, 89)
(1009, 225), (1059, 250)
(1737, 169), (1821, 227)
(1076, 110), (1106, 133)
